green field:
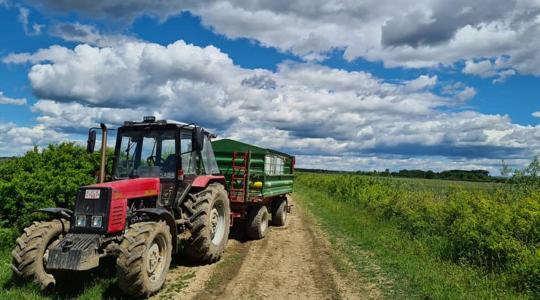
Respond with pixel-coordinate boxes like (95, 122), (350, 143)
(295, 172), (539, 299)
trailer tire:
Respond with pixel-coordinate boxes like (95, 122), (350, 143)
(246, 205), (269, 240)
(117, 221), (172, 297)
(11, 219), (69, 289)
(272, 198), (288, 227)
(183, 183), (230, 264)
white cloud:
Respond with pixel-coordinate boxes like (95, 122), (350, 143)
(405, 75), (438, 91)
(0, 91), (27, 105)
(456, 86), (477, 102)
(492, 69), (516, 84)
(23, 0), (540, 78)
(463, 60), (497, 77)
(441, 82), (477, 102)
(49, 22), (139, 47)
(17, 6), (43, 35)
(0, 123), (67, 156)
(532, 112), (540, 118)
(5, 40), (540, 166)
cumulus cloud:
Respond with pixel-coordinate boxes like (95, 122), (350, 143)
(0, 123), (67, 156)
(23, 0), (540, 77)
(405, 75), (437, 91)
(441, 82), (477, 102)
(463, 58), (517, 83)
(463, 60), (498, 77)
(0, 91), (27, 105)
(6, 40), (540, 164)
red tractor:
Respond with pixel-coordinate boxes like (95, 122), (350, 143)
(11, 117), (246, 296)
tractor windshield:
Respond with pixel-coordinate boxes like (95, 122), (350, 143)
(114, 129), (177, 179)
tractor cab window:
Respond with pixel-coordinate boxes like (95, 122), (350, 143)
(180, 132), (219, 175)
(180, 133), (197, 174)
(114, 129), (177, 179)
(201, 136), (220, 174)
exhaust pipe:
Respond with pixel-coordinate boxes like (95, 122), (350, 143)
(99, 123), (107, 183)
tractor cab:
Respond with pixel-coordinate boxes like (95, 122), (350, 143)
(112, 117), (220, 180)
(106, 117), (220, 207)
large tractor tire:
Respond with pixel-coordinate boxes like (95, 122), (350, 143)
(117, 221), (172, 297)
(246, 205), (269, 240)
(11, 219), (69, 289)
(183, 183), (230, 264)
(271, 198), (288, 227)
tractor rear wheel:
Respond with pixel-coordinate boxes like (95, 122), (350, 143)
(11, 219), (69, 289)
(183, 183), (230, 264)
(246, 205), (269, 240)
(117, 221), (172, 297)
(271, 198), (288, 227)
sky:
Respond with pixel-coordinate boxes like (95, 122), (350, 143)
(0, 0), (540, 174)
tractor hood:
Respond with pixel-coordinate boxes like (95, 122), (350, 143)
(86, 177), (160, 199)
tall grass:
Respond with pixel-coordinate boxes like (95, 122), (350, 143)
(296, 173), (540, 295)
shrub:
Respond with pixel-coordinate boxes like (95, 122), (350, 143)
(0, 143), (112, 229)
(296, 171), (540, 294)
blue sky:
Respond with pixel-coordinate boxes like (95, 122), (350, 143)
(1, 0), (540, 174)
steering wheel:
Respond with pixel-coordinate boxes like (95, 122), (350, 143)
(146, 155), (164, 166)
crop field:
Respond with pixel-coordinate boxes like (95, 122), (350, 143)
(295, 172), (539, 299)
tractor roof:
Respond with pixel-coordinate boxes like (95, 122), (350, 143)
(120, 117), (207, 132)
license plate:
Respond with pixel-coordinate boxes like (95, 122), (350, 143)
(85, 189), (101, 199)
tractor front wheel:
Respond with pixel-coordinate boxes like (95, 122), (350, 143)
(117, 221), (172, 297)
(183, 183), (230, 264)
(11, 219), (69, 289)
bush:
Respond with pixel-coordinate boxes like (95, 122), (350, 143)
(0, 227), (17, 249)
(296, 171), (540, 294)
(0, 143), (112, 230)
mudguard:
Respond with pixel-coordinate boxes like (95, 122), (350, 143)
(36, 207), (73, 220)
(132, 208), (178, 253)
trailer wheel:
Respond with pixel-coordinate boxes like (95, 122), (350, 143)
(246, 205), (269, 240)
(183, 183), (230, 264)
(117, 221), (172, 297)
(11, 219), (69, 289)
(272, 198), (288, 227)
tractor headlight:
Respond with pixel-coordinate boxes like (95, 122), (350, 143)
(76, 215), (86, 227)
(91, 216), (102, 228)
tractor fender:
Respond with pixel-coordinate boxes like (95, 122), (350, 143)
(36, 207), (73, 220)
(132, 208), (178, 253)
(191, 175), (226, 188)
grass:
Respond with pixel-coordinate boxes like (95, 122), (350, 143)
(158, 271), (196, 300)
(294, 186), (531, 299)
(0, 250), (125, 300)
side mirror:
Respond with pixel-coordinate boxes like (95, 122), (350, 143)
(192, 127), (205, 151)
(87, 129), (97, 153)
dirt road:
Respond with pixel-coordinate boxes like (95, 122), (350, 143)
(155, 197), (381, 300)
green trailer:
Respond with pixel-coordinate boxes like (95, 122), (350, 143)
(211, 138), (295, 238)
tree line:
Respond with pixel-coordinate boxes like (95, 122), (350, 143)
(296, 168), (502, 182)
